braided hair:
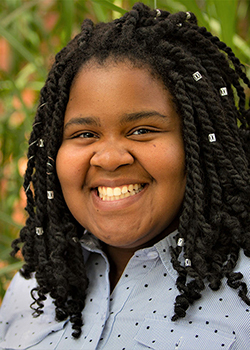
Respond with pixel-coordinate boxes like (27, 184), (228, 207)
(11, 2), (250, 339)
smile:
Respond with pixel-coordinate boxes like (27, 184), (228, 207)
(97, 183), (145, 201)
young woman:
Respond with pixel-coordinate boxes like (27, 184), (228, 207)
(0, 3), (249, 349)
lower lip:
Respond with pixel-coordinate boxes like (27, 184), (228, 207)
(91, 185), (148, 211)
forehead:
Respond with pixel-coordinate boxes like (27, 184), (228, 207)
(73, 58), (163, 90)
(65, 65), (179, 131)
(66, 59), (178, 122)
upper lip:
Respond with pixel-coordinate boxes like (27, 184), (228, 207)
(90, 179), (147, 189)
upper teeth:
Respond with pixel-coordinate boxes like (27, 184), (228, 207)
(98, 183), (143, 201)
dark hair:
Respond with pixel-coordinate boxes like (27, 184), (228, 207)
(12, 2), (250, 339)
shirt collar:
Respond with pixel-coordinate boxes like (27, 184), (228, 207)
(79, 229), (180, 278)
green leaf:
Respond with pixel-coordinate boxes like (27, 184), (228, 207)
(0, 211), (22, 229)
(0, 0), (40, 27)
(233, 34), (250, 63)
(92, 2), (110, 22)
(91, 0), (127, 15)
(0, 247), (12, 260)
(213, 0), (237, 49)
(61, 0), (74, 44)
(0, 24), (46, 76)
(0, 261), (23, 277)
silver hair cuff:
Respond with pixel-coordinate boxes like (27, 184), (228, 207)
(38, 139), (44, 147)
(220, 87), (228, 96)
(193, 71), (202, 81)
(36, 227), (44, 236)
(47, 191), (54, 199)
(177, 238), (184, 247)
(208, 133), (216, 142)
(185, 258), (192, 267)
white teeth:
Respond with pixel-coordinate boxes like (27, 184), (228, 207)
(107, 187), (113, 196)
(122, 186), (127, 194)
(114, 187), (121, 196)
(98, 183), (144, 201)
(128, 184), (133, 192)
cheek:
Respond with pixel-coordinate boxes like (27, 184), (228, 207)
(56, 147), (86, 189)
(149, 141), (185, 179)
(56, 148), (90, 221)
(56, 148), (70, 187)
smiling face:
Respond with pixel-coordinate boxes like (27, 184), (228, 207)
(56, 60), (186, 249)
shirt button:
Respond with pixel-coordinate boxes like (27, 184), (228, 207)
(147, 251), (158, 259)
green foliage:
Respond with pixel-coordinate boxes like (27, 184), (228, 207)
(0, 0), (249, 301)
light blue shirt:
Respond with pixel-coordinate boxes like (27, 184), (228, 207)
(0, 230), (249, 350)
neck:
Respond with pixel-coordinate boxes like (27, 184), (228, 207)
(104, 245), (135, 292)
(104, 220), (178, 292)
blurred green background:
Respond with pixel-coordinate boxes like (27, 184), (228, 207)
(0, 0), (249, 303)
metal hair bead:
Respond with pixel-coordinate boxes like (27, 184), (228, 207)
(48, 156), (55, 162)
(38, 139), (44, 147)
(29, 139), (38, 147)
(47, 191), (54, 199)
(36, 227), (44, 236)
(193, 71), (202, 81)
(208, 133), (216, 142)
(39, 102), (47, 109)
(25, 183), (31, 193)
(32, 121), (42, 127)
(177, 23), (183, 27)
(46, 160), (54, 175)
(155, 9), (161, 17)
(219, 87), (228, 96)
(185, 258), (192, 267)
(177, 238), (184, 247)
(186, 12), (191, 20)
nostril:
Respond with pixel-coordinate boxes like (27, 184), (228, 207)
(90, 147), (134, 171)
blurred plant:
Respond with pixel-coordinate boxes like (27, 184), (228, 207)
(0, 0), (249, 302)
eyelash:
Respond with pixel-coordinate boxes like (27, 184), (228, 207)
(131, 128), (153, 135)
(72, 127), (157, 139)
(73, 131), (97, 139)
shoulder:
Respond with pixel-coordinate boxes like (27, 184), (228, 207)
(181, 250), (250, 350)
(0, 272), (66, 350)
(0, 272), (37, 318)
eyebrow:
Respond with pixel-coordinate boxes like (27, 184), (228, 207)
(64, 111), (168, 130)
(64, 116), (101, 130)
(120, 111), (168, 125)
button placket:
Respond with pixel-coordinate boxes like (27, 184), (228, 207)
(79, 253), (110, 350)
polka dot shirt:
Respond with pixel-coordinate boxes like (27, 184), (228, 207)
(0, 230), (249, 349)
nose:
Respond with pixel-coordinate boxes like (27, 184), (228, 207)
(90, 140), (134, 171)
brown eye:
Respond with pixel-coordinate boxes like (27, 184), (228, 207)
(74, 132), (97, 138)
(132, 128), (151, 135)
